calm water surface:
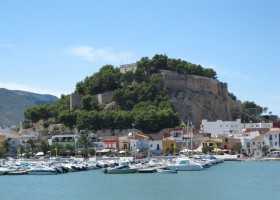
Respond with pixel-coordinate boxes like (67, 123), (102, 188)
(1, 161), (280, 200)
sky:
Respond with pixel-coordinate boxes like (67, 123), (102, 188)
(0, 0), (279, 117)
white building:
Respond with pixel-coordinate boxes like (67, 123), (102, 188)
(234, 131), (260, 153)
(201, 119), (242, 137)
(249, 135), (265, 152)
(243, 122), (273, 130)
(264, 128), (280, 150)
(201, 119), (273, 138)
(149, 140), (162, 155)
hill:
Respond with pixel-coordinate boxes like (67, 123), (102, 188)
(21, 54), (269, 133)
(0, 88), (59, 127)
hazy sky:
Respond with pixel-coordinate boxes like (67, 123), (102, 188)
(0, 0), (279, 116)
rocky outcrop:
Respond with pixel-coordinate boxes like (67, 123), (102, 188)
(160, 70), (243, 129)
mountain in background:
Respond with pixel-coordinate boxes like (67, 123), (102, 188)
(0, 88), (59, 127)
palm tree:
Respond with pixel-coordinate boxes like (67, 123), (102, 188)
(17, 144), (24, 157)
(1, 139), (11, 158)
(26, 139), (36, 157)
(39, 141), (51, 156)
(52, 143), (64, 157)
(79, 133), (91, 158)
(65, 144), (75, 156)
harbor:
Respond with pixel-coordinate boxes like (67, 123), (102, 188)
(1, 152), (280, 176)
(0, 154), (226, 176)
(1, 160), (280, 200)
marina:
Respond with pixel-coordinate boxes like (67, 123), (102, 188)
(0, 154), (224, 176)
(0, 160), (280, 200)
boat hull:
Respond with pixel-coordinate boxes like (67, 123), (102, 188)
(104, 168), (138, 174)
(156, 168), (178, 174)
(167, 165), (202, 171)
(27, 170), (57, 175)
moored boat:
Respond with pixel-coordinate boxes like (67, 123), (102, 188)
(166, 157), (203, 171)
(6, 169), (28, 175)
(156, 167), (178, 174)
(138, 167), (157, 173)
(103, 163), (138, 174)
(0, 167), (9, 175)
(27, 165), (57, 175)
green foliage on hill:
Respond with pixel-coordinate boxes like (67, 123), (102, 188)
(23, 54), (219, 133)
(135, 54), (217, 79)
(242, 101), (268, 115)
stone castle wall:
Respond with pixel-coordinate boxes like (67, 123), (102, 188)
(160, 70), (243, 129)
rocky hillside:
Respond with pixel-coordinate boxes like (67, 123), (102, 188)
(0, 88), (58, 127)
(160, 70), (243, 128)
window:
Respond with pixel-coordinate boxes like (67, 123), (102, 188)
(253, 142), (255, 145)
(275, 142), (278, 145)
(225, 138), (228, 143)
(156, 144), (160, 150)
(269, 135), (273, 140)
(173, 131), (181, 138)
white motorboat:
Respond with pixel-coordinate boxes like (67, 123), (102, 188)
(103, 164), (138, 174)
(166, 158), (203, 171)
(27, 165), (57, 175)
(0, 167), (9, 175)
(103, 160), (138, 174)
(156, 167), (178, 174)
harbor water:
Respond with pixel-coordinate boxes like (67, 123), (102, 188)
(1, 161), (280, 200)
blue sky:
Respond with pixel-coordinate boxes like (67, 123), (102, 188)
(0, 0), (279, 116)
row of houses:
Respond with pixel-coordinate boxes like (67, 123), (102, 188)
(47, 126), (280, 157)
(1, 118), (280, 157)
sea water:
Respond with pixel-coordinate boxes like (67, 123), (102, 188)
(1, 161), (280, 200)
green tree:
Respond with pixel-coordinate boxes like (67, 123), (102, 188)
(39, 141), (51, 156)
(52, 143), (64, 157)
(81, 94), (98, 111)
(242, 101), (265, 115)
(79, 133), (91, 158)
(26, 139), (36, 156)
(24, 104), (54, 122)
(76, 110), (99, 130)
(65, 144), (75, 156)
(0, 140), (11, 158)
(202, 146), (213, 154)
(17, 144), (24, 157)
(58, 110), (77, 129)
(150, 54), (168, 72)
(262, 145), (269, 156)
(122, 71), (134, 86)
(231, 143), (242, 154)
